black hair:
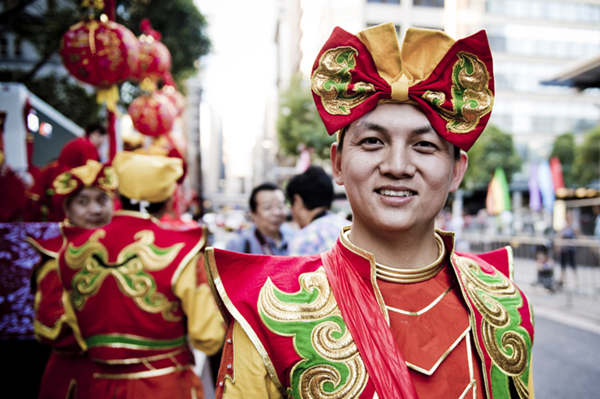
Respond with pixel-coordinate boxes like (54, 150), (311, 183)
(535, 244), (549, 255)
(119, 195), (167, 215)
(337, 125), (461, 160)
(286, 166), (334, 210)
(85, 122), (107, 137)
(249, 182), (281, 213)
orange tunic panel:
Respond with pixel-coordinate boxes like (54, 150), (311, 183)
(377, 264), (485, 399)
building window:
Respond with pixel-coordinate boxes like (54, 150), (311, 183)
(367, 0), (401, 4)
(413, 0), (444, 7)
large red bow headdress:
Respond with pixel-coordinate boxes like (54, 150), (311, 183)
(310, 23), (494, 151)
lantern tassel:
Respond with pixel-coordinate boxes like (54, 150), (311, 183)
(96, 85), (119, 112)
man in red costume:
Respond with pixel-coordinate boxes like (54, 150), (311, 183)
(55, 151), (224, 399)
(205, 23), (534, 399)
(27, 159), (118, 399)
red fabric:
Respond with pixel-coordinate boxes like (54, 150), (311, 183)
(377, 266), (485, 398)
(90, 367), (203, 399)
(311, 27), (494, 151)
(58, 212), (205, 362)
(453, 250), (534, 399)
(108, 110), (117, 161)
(58, 137), (99, 169)
(0, 167), (27, 222)
(321, 246), (418, 399)
(38, 351), (93, 399)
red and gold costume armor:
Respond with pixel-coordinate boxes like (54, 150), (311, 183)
(57, 210), (224, 398)
(28, 231), (93, 399)
(206, 228), (534, 399)
(27, 160), (117, 399)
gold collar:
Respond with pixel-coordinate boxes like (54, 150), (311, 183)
(342, 229), (446, 283)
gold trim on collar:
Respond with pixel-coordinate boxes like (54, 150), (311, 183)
(204, 248), (284, 394)
(386, 286), (452, 316)
(375, 232), (445, 283)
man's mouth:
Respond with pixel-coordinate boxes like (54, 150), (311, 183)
(376, 188), (416, 197)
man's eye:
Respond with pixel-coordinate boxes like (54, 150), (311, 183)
(415, 141), (438, 151)
(359, 137), (383, 147)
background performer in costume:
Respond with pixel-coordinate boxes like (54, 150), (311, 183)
(28, 159), (117, 399)
(205, 23), (534, 399)
(56, 151), (225, 399)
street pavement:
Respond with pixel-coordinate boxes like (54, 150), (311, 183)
(513, 257), (600, 398)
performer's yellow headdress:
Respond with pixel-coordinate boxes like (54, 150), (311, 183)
(112, 151), (182, 203)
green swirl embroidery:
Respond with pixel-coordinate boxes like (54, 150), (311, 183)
(422, 51), (493, 133)
(454, 255), (532, 398)
(258, 267), (367, 398)
(311, 46), (375, 115)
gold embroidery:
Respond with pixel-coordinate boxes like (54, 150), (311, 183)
(259, 267), (368, 398)
(311, 46), (375, 115)
(422, 52), (493, 133)
(453, 255), (528, 376)
(65, 229), (184, 321)
(53, 171), (79, 195)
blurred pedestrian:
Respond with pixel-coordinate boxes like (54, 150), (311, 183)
(286, 165), (349, 255)
(54, 152), (225, 399)
(226, 182), (292, 255)
(535, 244), (555, 292)
(558, 211), (578, 288)
(205, 23), (534, 399)
(27, 159), (117, 399)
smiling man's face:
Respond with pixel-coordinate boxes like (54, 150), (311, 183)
(331, 103), (467, 238)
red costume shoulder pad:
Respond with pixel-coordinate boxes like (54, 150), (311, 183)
(26, 233), (66, 259)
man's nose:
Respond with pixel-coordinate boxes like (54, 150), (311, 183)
(378, 147), (416, 178)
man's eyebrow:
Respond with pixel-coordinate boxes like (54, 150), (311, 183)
(355, 121), (388, 134)
(412, 125), (436, 135)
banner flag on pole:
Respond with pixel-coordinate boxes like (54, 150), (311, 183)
(528, 163), (542, 212)
(486, 168), (511, 216)
(549, 156), (565, 192)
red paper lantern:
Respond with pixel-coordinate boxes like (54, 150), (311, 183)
(60, 17), (138, 88)
(128, 92), (177, 137)
(133, 35), (171, 83)
(159, 85), (185, 116)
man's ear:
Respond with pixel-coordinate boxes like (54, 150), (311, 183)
(330, 142), (344, 186)
(449, 150), (468, 193)
(293, 193), (304, 209)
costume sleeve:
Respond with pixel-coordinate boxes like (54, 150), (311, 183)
(174, 254), (225, 355)
(33, 258), (86, 351)
(221, 321), (282, 399)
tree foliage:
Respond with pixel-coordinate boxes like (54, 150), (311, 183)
(462, 124), (522, 190)
(276, 74), (333, 160)
(550, 132), (576, 187)
(573, 125), (600, 186)
(0, 0), (210, 124)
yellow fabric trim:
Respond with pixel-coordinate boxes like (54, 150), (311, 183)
(356, 23), (455, 92)
(62, 289), (87, 350)
(222, 322), (282, 399)
(26, 236), (62, 259)
(94, 364), (191, 380)
(204, 248), (284, 393)
(357, 23), (403, 82)
(528, 355), (535, 399)
(70, 160), (103, 186)
(174, 254), (225, 355)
